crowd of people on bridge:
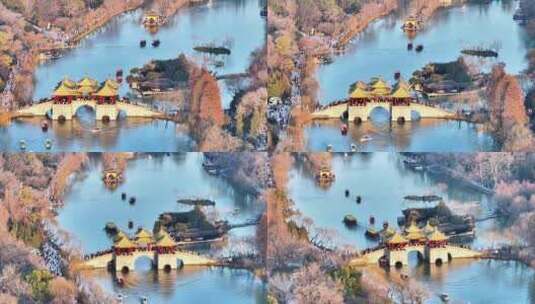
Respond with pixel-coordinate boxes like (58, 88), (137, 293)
(84, 249), (113, 260)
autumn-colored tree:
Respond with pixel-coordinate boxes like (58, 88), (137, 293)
(188, 67), (224, 127)
(487, 64), (534, 150)
(49, 154), (88, 201)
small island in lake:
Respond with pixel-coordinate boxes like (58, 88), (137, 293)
(193, 46), (231, 55)
(177, 198), (216, 206)
(410, 57), (485, 95)
(461, 48), (499, 58)
(155, 206), (229, 242)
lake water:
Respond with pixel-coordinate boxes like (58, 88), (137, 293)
(307, 1), (529, 152)
(288, 153), (534, 303)
(58, 153), (266, 303)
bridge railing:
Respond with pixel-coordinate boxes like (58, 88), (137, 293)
(84, 249), (113, 260)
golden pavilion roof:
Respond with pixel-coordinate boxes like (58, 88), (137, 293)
(387, 232), (408, 244)
(105, 79), (120, 89)
(423, 221), (436, 235)
(156, 232), (176, 248)
(78, 77), (98, 87)
(135, 228), (153, 245)
(369, 78), (391, 96)
(390, 85), (411, 99)
(53, 79), (81, 96)
(94, 80), (119, 97)
(404, 222), (424, 240)
(427, 229), (448, 242)
(350, 86), (370, 99)
(114, 235), (136, 248)
(62, 78), (77, 89)
(78, 77), (99, 94)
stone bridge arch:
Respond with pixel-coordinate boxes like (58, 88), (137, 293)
(71, 100), (97, 114)
(115, 251), (156, 273)
(365, 102), (392, 120)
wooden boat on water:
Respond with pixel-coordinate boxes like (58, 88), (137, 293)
(41, 120), (49, 132)
(340, 124), (348, 135)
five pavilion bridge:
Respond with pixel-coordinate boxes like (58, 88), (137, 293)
(15, 78), (163, 121)
(82, 228), (217, 273)
(350, 222), (482, 267)
(312, 78), (456, 123)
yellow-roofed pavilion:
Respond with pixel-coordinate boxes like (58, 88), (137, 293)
(154, 228), (177, 254)
(404, 222), (425, 241)
(114, 235), (135, 249)
(386, 232), (408, 250)
(53, 79), (80, 98)
(94, 79), (119, 102)
(78, 77), (99, 95)
(427, 229), (448, 248)
(369, 78), (391, 96)
(135, 228), (153, 246)
(350, 86), (370, 99)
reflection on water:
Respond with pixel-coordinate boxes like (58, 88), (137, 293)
(384, 260), (535, 304)
(89, 267), (266, 304)
(288, 153), (498, 249)
(1, 114), (194, 152)
(59, 153), (266, 303)
(306, 116), (496, 152)
(59, 153), (262, 252)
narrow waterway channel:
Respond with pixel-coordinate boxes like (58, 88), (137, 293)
(307, 1), (530, 152)
(58, 153), (265, 303)
(288, 153), (534, 303)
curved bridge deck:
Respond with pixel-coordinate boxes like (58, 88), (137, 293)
(82, 249), (218, 272)
(312, 100), (456, 122)
(15, 100), (163, 121)
(350, 244), (482, 267)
